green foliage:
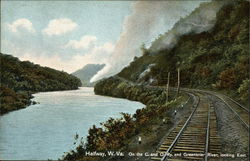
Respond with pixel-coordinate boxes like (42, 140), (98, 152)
(64, 1), (249, 159)
(0, 86), (32, 114)
(116, 1), (249, 103)
(215, 68), (237, 89)
(238, 79), (249, 103)
(64, 76), (182, 160)
(94, 76), (168, 105)
(0, 53), (82, 114)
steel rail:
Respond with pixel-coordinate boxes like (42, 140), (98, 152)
(160, 93), (200, 161)
(223, 95), (249, 112)
(216, 95), (249, 130)
(195, 89), (249, 130)
(152, 92), (194, 160)
(204, 103), (211, 161)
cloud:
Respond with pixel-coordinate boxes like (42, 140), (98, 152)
(149, 1), (227, 53)
(91, 1), (203, 82)
(42, 18), (78, 36)
(7, 18), (36, 33)
(65, 35), (97, 49)
(66, 42), (115, 72)
(92, 42), (115, 54)
(16, 41), (114, 73)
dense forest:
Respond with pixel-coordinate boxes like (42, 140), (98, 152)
(63, 1), (249, 160)
(117, 1), (249, 104)
(0, 53), (82, 114)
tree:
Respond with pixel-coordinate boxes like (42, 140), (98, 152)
(216, 68), (237, 89)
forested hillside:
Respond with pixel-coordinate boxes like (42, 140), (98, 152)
(117, 1), (249, 104)
(64, 1), (249, 160)
(0, 53), (82, 114)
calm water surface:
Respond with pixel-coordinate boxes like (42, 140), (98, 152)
(0, 87), (144, 160)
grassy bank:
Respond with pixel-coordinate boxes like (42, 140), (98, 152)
(62, 77), (190, 161)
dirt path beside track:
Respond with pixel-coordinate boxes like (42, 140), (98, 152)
(208, 94), (248, 161)
(104, 88), (249, 161)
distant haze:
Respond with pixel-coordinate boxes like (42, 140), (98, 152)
(90, 1), (206, 82)
(72, 64), (105, 86)
(149, 1), (228, 53)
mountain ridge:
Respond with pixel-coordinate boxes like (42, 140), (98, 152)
(72, 64), (105, 86)
(100, 0), (249, 104)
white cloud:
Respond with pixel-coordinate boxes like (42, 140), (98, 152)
(91, 42), (115, 54)
(91, 1), (203, 82)
(7, 18), (36, 33)
(65, 35), (97, 49)
(66, 42), (115, 72)
(42, 18), (78, 36)
(4, 31), (114, 73)
(17, 42), (115, 73)
(20, 52), (66, 71)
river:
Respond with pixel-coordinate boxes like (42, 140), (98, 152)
(0, 87), (144, 160)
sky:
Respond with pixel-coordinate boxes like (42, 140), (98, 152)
(1, 0), (204, 79)
(1, 1), (132, 73)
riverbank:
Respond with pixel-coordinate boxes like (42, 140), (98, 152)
(0, 53), (82, 115)
(63, 77), (190, 161)
(0, 87), (144, 160)
(0, 86), (82, 115)
(0, 86), (34, 114)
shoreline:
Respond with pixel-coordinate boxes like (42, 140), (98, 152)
(63, 76), (189, 160)
(0, 86), (81, 115)
(0, 87), (145, 160)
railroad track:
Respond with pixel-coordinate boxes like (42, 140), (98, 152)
(195, 89), (249, 130)
(151, 92), (221, 161)
(213, 93), (249, 130)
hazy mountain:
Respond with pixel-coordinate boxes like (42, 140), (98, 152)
(72, 64), (105, 86)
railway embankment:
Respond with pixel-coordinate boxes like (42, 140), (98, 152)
(63, 76), (191, 161)
(63, 77), (249, 161)
(150, 89), (249, 161)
